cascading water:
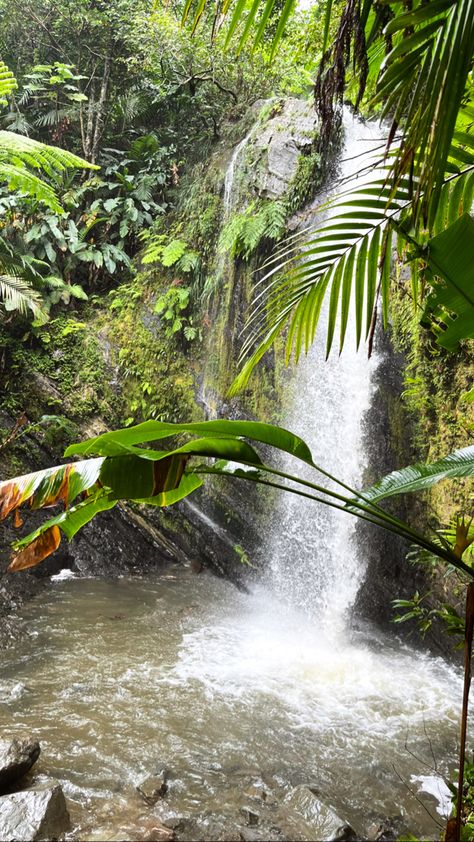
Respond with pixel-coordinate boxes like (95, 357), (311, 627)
(198, 126), (254, 417)
(262, 112), (385, 634)
(223, 129), (254, 220)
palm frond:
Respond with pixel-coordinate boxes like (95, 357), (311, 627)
(230, 172), (411, 393)
(183, 0), (300, 55)
(0, 274), (43, 318)
(230, 153), (474, 395)
(376, 0), (474, 224)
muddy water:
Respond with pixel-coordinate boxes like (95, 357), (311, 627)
(0, 568), (461, 840)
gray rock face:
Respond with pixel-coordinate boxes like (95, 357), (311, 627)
(249, 98), (319, 199)
(0, 738), (40, 793)
(0, 781), (70, 841)
(277, 785), (348, 841)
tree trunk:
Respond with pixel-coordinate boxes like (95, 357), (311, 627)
(90, 54), (111, 164)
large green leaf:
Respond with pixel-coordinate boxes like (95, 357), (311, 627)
(1, 451), (197, 570)
(64, 419), (313, 464)
(0, 457), (104, 521)
(359, 445), (474, 503)
(2, 423), (473, 578)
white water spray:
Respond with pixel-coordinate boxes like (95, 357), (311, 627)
(263, 113), (387, 635)
(223, 129), (254, 219)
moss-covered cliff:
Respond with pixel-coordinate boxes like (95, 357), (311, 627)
(0, 95), (324, 641)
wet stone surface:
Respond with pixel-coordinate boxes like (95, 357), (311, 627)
(0, 780), (70, 841)
(0, 737), (40, 793)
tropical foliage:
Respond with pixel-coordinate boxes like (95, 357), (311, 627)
(182, 0), (474, 389)
(1, 418), (474, 578)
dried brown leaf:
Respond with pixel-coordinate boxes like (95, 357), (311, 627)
(8, 525), (61, 572)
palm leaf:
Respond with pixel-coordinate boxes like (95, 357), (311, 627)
(374, 0), (474, 224)
(230, 173), (412, 392)
(183, 0), (305, 54)
(0, 274), (44, 318)
(359, 445), (474, 503)
(230, 160), (474, 393)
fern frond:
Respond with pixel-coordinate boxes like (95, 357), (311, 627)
(0, 132), (97, 212)
(0, 131), (96, 177)
(218, 201), (287, 260)
(0, 62), (17, 107)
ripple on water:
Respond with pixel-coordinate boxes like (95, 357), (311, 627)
(0, 569), (463, 840)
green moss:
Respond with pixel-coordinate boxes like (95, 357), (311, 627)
(0, 315), (116, 424)
(390, 281), (474, 522)
(98, 275), (200, 426)
(286, 150), (322, 214)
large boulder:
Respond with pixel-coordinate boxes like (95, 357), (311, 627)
(0, 780), (70, 841)
(248, 98), (319, 199)
(277, 785), (351, 841)
(0, 738), (40, 793)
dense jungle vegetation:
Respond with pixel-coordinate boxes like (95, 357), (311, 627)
(0, 0), (474, 839)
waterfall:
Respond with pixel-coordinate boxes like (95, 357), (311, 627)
(200, 126), (256, 418)
(222, 129), (254, 220)
(214, 128), (254, 289)
(262, 112), (386, 636)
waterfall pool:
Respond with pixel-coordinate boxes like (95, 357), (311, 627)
(0, 567), (461, 841)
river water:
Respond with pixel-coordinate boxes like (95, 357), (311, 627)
(0, 570), (462, 840)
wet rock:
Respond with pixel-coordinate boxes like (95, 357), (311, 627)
(277, 785), (348, 841)
(249, 99), (319, 200)
(366, 815), (407, 841)
(0, 737), (40, 793)
(136, 769), (169, 804)
(0, 681), (27, 705)
(333, 824), (362, 841)
(244, 781), (268, 802)
(190, 558), (203, 574)
(0, 780), (70, 840)
(239, 830), (264, 842)
(240, 807), (259, 826)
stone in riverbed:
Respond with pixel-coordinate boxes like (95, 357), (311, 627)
(240, 806), (259, 826)
(333, 824), (362, 841)
(0, 737), (40, 793)
(136, 769), (169, 804)
(277, 785), (351, 841)
(0, 681), (27, 705)
(244, 781), (268, 802)
(0, 780), (70, 841)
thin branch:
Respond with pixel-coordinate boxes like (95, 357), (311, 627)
(391, 763), (444, 829)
